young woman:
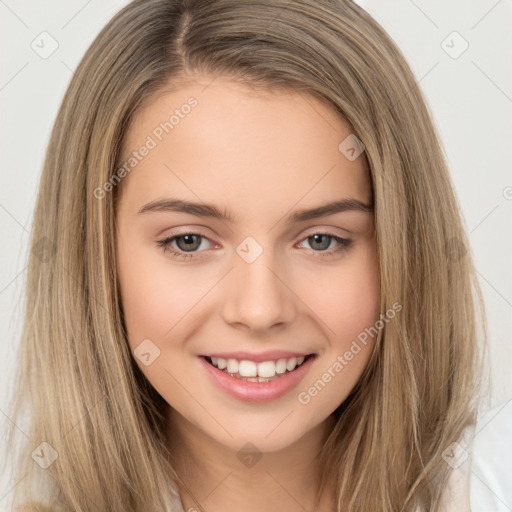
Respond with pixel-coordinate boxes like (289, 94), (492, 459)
(5, 0), (487, 510)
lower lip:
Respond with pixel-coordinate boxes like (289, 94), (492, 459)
(199, 355), (316, 403)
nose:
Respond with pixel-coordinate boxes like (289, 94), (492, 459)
(221, 250), (297, 334)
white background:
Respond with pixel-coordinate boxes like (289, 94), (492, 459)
(1, 0), (511, 510)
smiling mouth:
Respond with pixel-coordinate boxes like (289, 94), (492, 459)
(202, 354), (316, 382)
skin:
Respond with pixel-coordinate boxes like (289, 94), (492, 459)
(115, 75), (380, 512)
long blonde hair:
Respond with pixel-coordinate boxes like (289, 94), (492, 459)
(5, 0), (488, 510)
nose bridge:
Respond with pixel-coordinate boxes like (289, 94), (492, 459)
(221, 238), (296, 331)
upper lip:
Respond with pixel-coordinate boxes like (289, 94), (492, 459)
(201, 350), (314, 363)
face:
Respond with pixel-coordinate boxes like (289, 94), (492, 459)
(115, 76), (380, 454)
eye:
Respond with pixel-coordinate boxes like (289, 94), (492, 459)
(157, 231), (352, 261)
(157, 233), (215, 260)
(297, 232), (352, 256)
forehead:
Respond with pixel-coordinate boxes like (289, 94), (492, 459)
(117, 77), (371, 217)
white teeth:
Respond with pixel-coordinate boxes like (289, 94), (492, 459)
(226, 358), (239, 374)
(286, 357), (297, 371)
(275, 359), (287, 374)
(208, 355), (309, 377)
(257, 361), (276, 378)
(238, 360), (257, 377)
(247, 376), (276, 383)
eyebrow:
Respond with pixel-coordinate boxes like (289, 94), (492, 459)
(137, 197), (373, 223)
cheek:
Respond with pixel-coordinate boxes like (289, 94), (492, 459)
(116, 241), (202, 406)
(301, 248), (380, 343)
(297, 246), (380, 386)
(331, 265), (380, 341)
(294, 255), (380, 415)
(118, 265), (178, 346)
(117, 240), (212, 347)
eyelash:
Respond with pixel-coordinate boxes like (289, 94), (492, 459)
(156, 231), (352, 261)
